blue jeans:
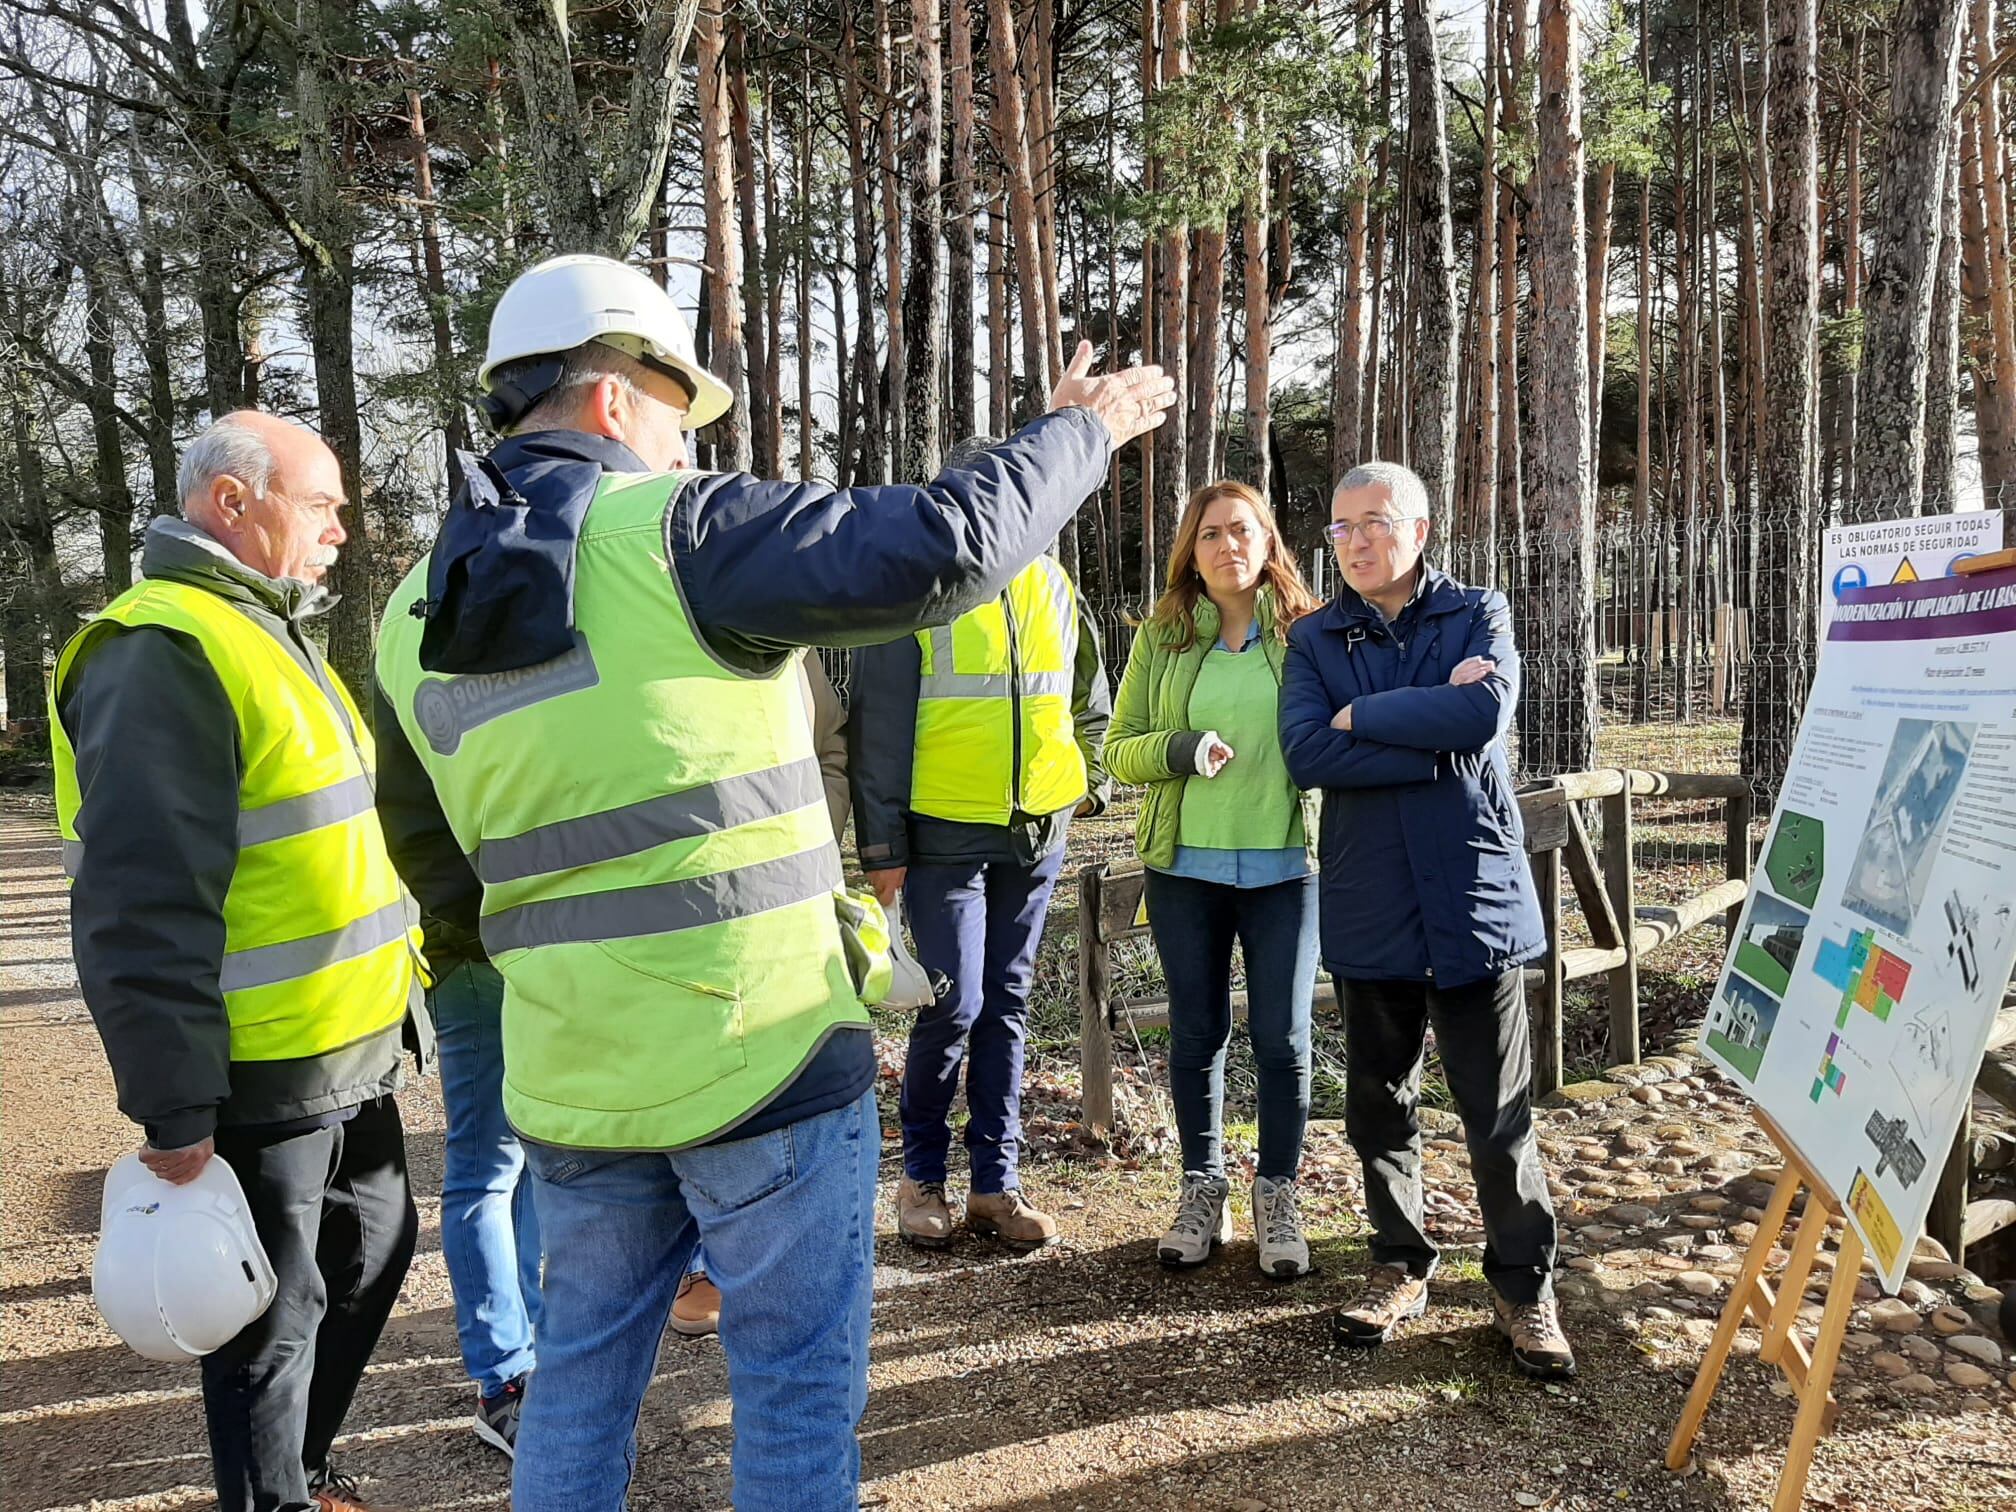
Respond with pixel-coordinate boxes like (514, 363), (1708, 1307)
(432, 961), (542, 1397)
(1144, 869), (1318, 1180)
(514, 1089), (878, 1512)
(900, 849), (1064, 1192)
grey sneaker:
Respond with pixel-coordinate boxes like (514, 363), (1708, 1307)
(1493, 1294), (1578, 1378)
(1333, 1263), (1429, 1346)
(1251, 1175), (1310, 1279)
(1158, 1173), (1233, 1267)
(473, 1373), (527, 1457)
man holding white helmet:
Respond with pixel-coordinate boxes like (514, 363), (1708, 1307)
(52, 411), (429, 1512)
(372, 253), (1174, 1510)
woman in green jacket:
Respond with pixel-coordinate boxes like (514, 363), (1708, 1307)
(1106, 480), (1322, 1278)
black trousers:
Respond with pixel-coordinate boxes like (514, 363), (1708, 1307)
(202, 1095), (418, 1512)
(1340, 970), (1558, 1304)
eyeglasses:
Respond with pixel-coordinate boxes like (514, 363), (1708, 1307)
(1323, 515), (1420, 544)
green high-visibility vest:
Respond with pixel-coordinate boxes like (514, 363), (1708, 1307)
(375, 469), (866, 1151)
(910, 556), (1087, 825)
(50, 580), (421, 1063)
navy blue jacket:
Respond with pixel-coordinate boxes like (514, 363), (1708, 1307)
(376, 408), (1113, 1147)
(1278, 566), (1544, 986)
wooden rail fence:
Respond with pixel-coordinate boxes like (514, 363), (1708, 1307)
(1076, 767), (1754, 1136)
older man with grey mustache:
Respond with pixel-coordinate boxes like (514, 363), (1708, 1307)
(51, 411), (428, 1512)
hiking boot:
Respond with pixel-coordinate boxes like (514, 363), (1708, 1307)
(472, 1373), (527, 1457)
(1493, 1294), (1578, 1379)
(1333, 1264), (1429, 1346)
(897, 1177), (957, 1248)
(1157, 1173), (1232, 1267)
(670, 1270), (721, 1337)
(965, 1188), (1060, 1247)
(310, 1468), (385, 1512)
(1251, 1175), (1310, 1279)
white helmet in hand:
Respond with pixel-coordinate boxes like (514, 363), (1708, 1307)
(479, 254), (733, 433)
(93, 1151), (276, 1361)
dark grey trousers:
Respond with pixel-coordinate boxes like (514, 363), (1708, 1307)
(202, 1095), (418, 1512)
(1340, 970), (1557, 1304)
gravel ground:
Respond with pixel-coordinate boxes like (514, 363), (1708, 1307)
(6, 792), (2015, 1512)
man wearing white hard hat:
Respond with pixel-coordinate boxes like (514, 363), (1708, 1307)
(372, 253), (1174, 1510)
(53, 412), (430, 1512)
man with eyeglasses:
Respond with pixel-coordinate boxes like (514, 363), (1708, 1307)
(1279, 460), (1571, 1379)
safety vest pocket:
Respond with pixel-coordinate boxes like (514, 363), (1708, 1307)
(571, 942), (749, 1108)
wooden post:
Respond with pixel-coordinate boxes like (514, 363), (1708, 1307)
(1724, 788), (1754, 939)
(1601, 784), (1640, 1066)
(1927, 1107), (1971, 1265)
(1077, 864), (1115, 1138)
(1531, 846), (1565, 1096)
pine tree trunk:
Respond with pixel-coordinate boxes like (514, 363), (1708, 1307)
(698, 2), (752, 472)
(405, 88), (468, 499)
(1332, 180), (1371, 488)
(125, 144), (180, 514)
(902, 0), (945, 478)
(731, 22), (775, 478)
(1244, 157), (1271, 498)
(1971, 0), (2016, 488)
(1402, 0), (1458, 540)
(1586, 161), (1616, 466)
(1190, 216), (1226, 487)
(1473, 0), (1500, 553)
(295, 0), (371, 691)
(877, 0), (908, 475)
(1853, 0), (1965, 519)
(80, 257), (133, 595)
(948, 0), (979, 439)
(841, 3), (886, 480)
(1744, 0), (1820, 793)
(1926, 109), (1965, 503)
(989, 0), (1055, 421)
(799, 45), (818, 479)
(1150, 0), (1191, 556)
(1528, 0), (1594, 776)
(989, 189), (1014, 434)
(1839, 28), (1864, 511)
(1498, 0), (1529, 548)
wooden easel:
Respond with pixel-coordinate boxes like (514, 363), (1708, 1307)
(1666, 1111), (1867, 1512)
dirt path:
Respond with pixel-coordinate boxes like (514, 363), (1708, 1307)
(5, 793), (2014, 1511)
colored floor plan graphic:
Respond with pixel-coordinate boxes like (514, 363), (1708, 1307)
(1813, 928), (1911, 1029)
(1811, 1032), (1849, 1102)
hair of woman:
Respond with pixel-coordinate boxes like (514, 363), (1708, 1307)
(1151, 480), (1321, 651)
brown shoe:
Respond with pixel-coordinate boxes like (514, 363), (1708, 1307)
(670, 1269), (721, 1337)
(310, 1469), (384, 1512)
(965, 1188), (1060, 1248)
(1493, 1294), (1577, 1378)
(1333, 1263), (1429, 1347)
(897, 1176), (957, 1248)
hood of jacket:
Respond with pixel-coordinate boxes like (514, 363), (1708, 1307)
(417, 430), (652, 676)
(140, 517), (333, 627)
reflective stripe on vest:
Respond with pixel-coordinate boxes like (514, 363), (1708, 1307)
(373, 467), (866, 1152)
(61, 771), (382, 875)
(910, 557), (1087, 825)
(49, 579), (419, 1062)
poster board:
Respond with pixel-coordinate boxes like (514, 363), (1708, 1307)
(1701, 563), (2016, 1291)
(1818, 513), (2002, 633)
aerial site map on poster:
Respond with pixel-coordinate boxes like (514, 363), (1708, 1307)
(1701, 564), (2016, 1291)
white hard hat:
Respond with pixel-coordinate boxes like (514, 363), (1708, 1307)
(479, 254), (733, 432)
(93, 1152), (276, 1362)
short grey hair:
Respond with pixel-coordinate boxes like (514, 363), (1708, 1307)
(177, 419), (274, 515)
(505, 341), (659, 435)
(1335, 460), (1429, 520)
